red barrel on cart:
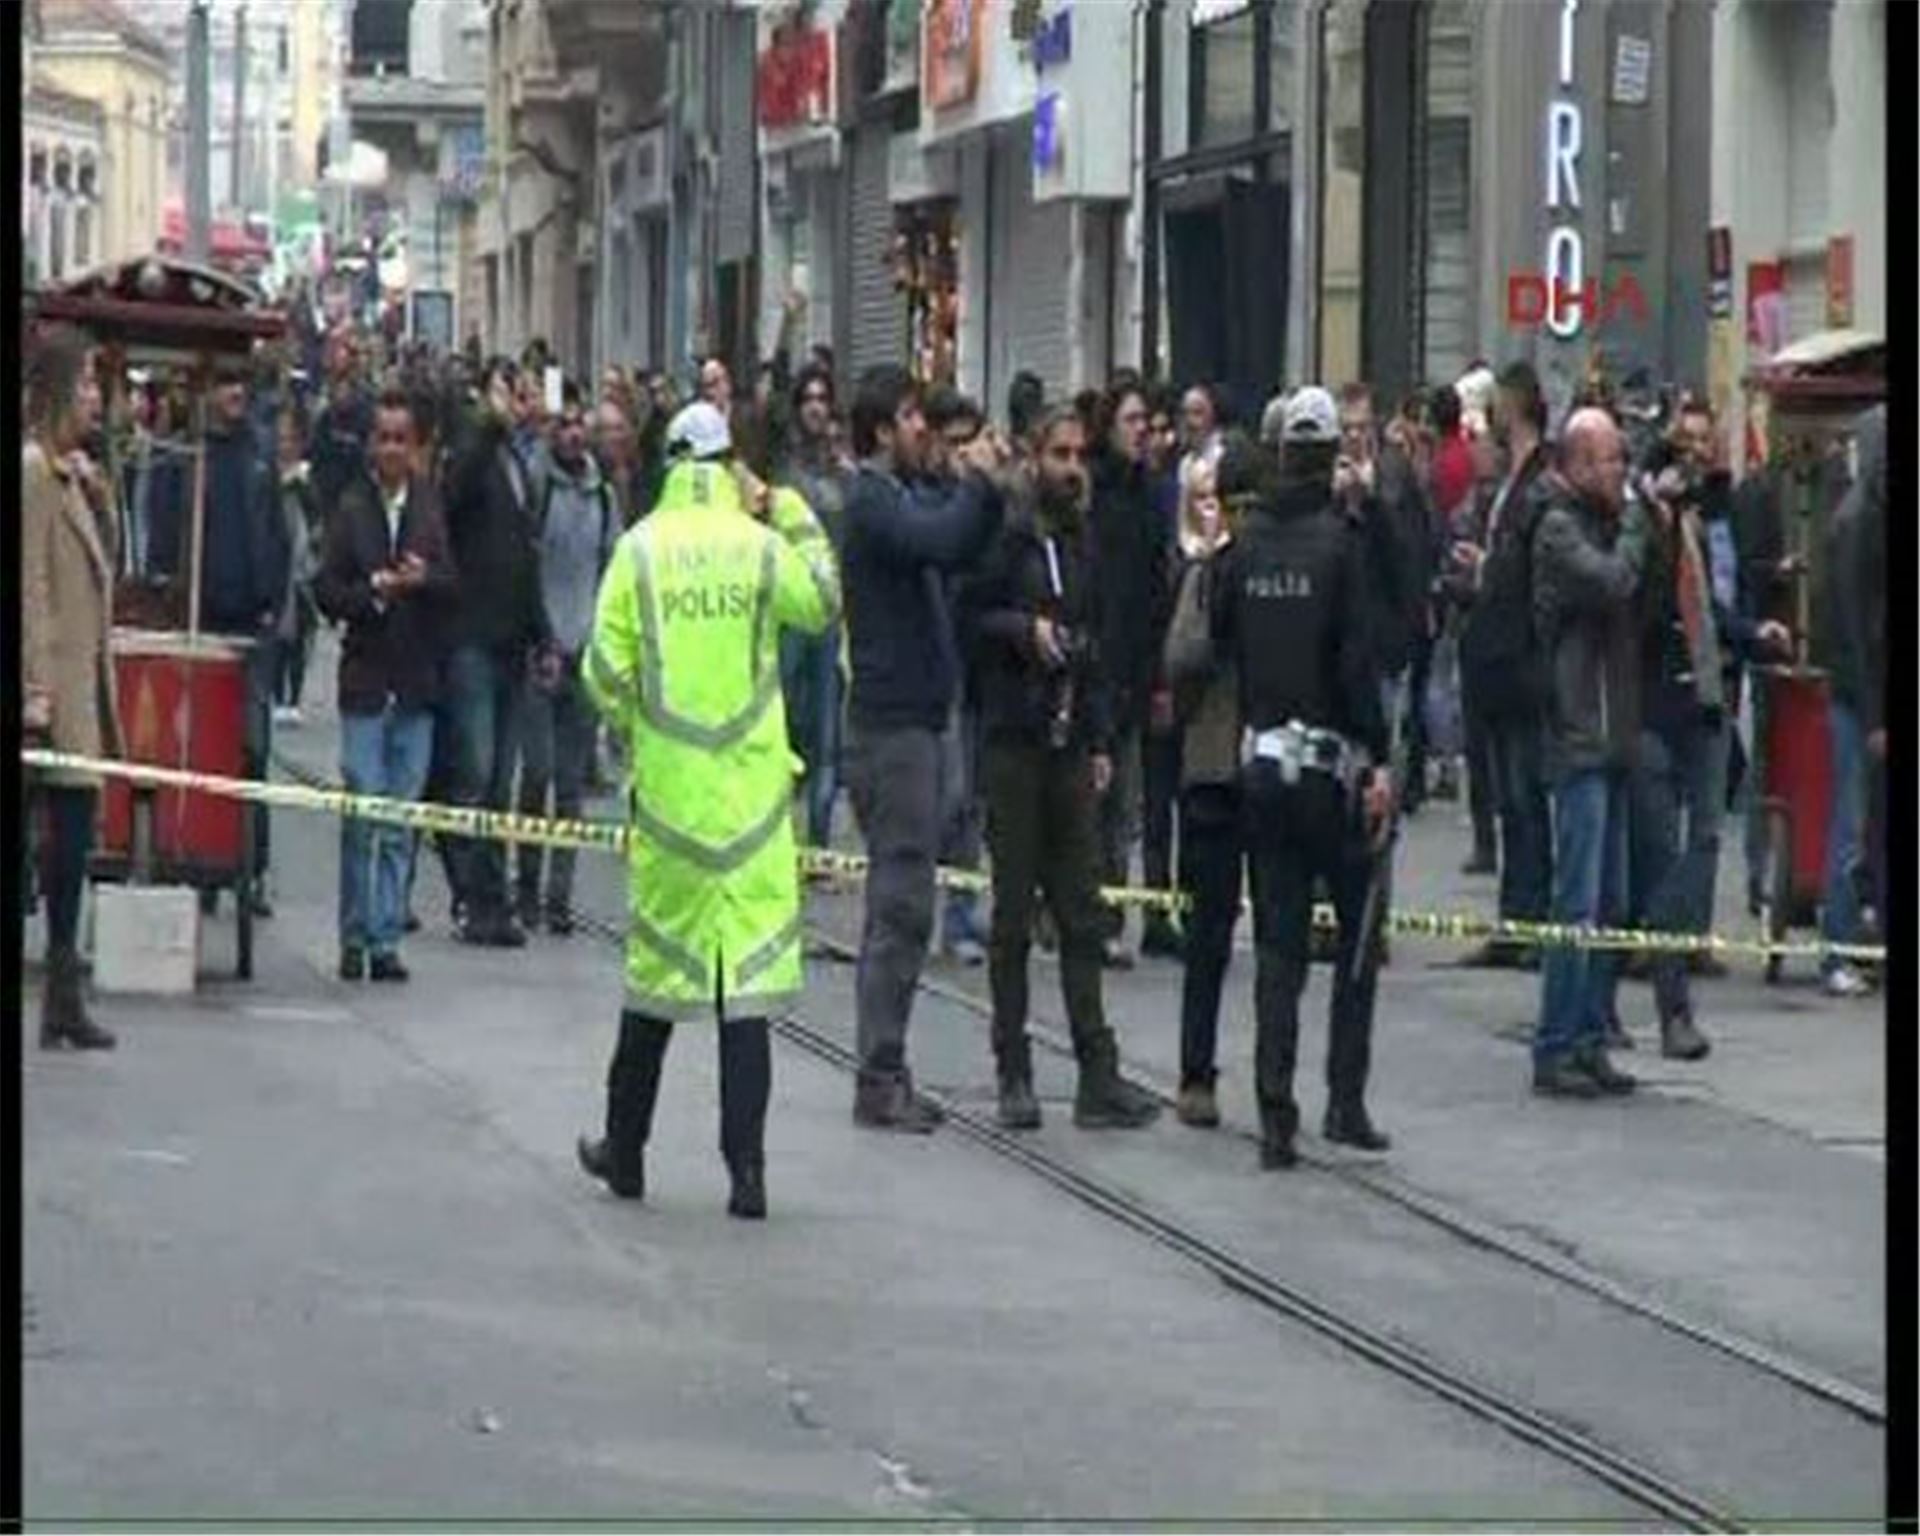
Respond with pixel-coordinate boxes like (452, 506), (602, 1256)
(98, 630), (253, 874)
(1763, 669), (1833, 901)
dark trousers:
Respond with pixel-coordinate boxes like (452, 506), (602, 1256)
(1142, 729), (1183, 906)
(1461, 675), (1499, 862)
(275, 598), (317, 708)
(1177, 782), (1244, 1087)
(845, 722), (944, 1079)
(444, 643), (524, 921)
(244, 637), (276, 878)
(1242, 763), (1381, 1116)
(1098, 725), (1143, 940)
(407, 688), (462, 921)
(1486, 710), (1553, 922)
(981, 738), (1115, 1081)
(1401, 632), (1434, 808)
(515, 662), (594, 912)
(39, 786), (97, 954)
(603, 1010), (771, 1186)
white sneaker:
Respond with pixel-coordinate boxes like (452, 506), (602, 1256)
(1824, 966), (1872, 999)
(273, 705), (303, 728)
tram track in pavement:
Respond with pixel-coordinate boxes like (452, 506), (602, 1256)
(267, 747), (1875, 1523)
(790, 911), (1886, 1424)
(558, 904), (1748, 1531)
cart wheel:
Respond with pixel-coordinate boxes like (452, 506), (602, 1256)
(1763, 808), (1793, 985)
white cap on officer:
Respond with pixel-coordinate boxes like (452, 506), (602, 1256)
(666, 401), (732, 461)
(1281, 386), (1340, 444)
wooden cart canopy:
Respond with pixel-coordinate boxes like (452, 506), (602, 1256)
(1744, 328), (1885, 405)
(28, 257), (286, 357)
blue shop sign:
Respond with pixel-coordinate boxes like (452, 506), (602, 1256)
(1033, 7), (1071, 73)
(1033, 91), (1066, 173)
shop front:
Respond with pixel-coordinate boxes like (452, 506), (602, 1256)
(758, 1), (846, 367)
(922, 0), (1129, 416)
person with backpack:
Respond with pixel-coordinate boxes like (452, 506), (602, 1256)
(1450, 361), (1556, 969)
(515, 387), (618, 936)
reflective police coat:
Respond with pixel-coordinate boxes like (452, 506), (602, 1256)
(584, 462), (840, 1020)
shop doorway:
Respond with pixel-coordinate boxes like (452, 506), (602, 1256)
(1164, 174), (1290, 422)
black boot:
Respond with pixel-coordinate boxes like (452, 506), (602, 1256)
(994, 1033), (1043, 1130)
(1072, 1035), (1159, 1129)
(1259, 1098), (1299, 1169)
(726, 1159), (767, 1220)
(1322, 1102), (1391, 1151)
(576, 1135), (644, 1200)
(582, 1013), (671, 1198)
(719, 1018), (772, 1217)
(40, 948), (115, 1051)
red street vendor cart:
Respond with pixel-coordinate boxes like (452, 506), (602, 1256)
(1739, 328), (1884, 983)
(30, 258), (287, 980)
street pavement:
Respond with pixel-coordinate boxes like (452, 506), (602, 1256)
(19, 649), (1886, 1523)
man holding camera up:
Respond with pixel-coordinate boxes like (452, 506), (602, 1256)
(959, 405), (1162, 1132)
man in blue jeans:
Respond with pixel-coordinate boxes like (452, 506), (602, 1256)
(314, 392), (455, 980)
(441, 359), (548, 947)
(1529, 409), (1647, 1099)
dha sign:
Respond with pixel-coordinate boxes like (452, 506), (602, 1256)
(1544, 0), (1584, 339)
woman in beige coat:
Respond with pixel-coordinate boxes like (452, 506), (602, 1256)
(23, 326), (123, 1049)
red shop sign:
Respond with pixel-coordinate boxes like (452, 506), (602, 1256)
(759, 24), (835, 130)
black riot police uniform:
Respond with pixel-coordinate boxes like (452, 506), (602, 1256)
(1209, 428), (1393, 1169)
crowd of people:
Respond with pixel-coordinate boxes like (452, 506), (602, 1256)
(23, 300), (1886, 1199)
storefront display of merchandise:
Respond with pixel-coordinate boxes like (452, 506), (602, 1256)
(890, 208), (960, 386)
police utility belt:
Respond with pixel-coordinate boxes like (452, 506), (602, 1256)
(1241, 722), (1369, 791)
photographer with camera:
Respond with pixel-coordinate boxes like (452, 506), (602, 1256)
(958, 405), (1162, 1134)
(1627, 398), (1792, 1048)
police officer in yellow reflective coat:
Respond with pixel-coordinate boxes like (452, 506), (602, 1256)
(576, 402), (840, 1219)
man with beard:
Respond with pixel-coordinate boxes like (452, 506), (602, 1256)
(780, 362), (853, 858)
(1451, 361), (1556, 969)
(959, 406), (1162, 1133)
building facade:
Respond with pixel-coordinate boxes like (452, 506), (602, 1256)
(36, 0), (171, 271)
(344, 0), (488, 347)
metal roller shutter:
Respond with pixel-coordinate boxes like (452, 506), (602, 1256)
(847, 122), (903, 377)
(992, 130), (1072, 404)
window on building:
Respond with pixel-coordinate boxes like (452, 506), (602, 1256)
(517, 232), (534, 339)
(30, 147), (47, 189)
(53, 151), (71, 194)
(1418, 0), (1473, 384)
(614, 229), (632, 344)
(74, 205), (91, 271)
(484, 254), (500, 346)
(1267, 0), (1297, 135)
(1193, 4), (1258, 148)
(49, 202), (66, 281)
(1317, 0), (1366, 385)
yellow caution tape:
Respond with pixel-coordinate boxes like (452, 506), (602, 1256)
(23, 749), (1886, 965)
